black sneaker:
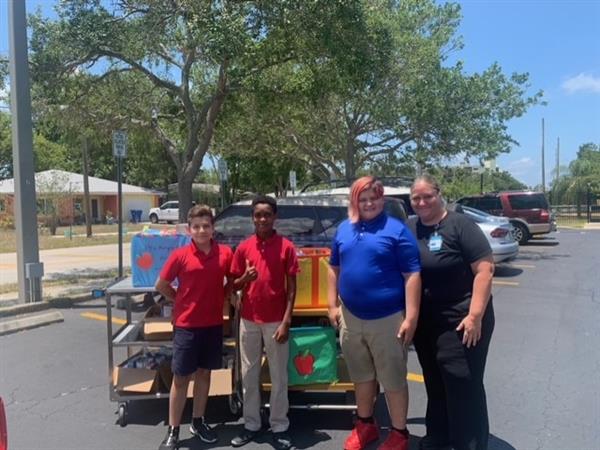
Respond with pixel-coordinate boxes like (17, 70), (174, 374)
(231, 428), (259, 447)
(190, 417), (218, 443)
(158, 426), (179, 450)
(272, 431), (293, 450)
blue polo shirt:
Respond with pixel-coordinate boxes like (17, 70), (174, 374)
(329, 212), (421, 320)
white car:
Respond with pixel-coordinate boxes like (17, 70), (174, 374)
(148, 201), (181, 224)
(460, 205), (519, 263)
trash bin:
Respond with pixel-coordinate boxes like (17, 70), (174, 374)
(135, 210), (143, 223)
(130, 210), (137, 223)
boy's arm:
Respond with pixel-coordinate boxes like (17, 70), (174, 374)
(327, 265), (341, 328)
(232, 259), (257, 291)
(155, 278), (176, 302)
(273, 274), (296, 343)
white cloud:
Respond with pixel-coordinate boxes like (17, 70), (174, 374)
(507, 157), (535, 171)
(561, 73), (600, 94)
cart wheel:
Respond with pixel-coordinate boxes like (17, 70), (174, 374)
(228, 394), (243, 417)
(117, 403), (128, 427)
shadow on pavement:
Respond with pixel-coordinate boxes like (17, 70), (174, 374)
(522, 237), (559, 247)
(493, 266), (523, 278)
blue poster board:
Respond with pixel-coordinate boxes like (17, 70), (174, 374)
(131, 231), (190, 287)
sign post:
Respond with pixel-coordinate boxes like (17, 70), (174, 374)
(218, 159), (228, 210)
(289, 170), (297, 196)
(112, 130), (128, 278)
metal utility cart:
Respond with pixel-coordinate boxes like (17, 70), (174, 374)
(228, 248), (358, 415)
(105, 277), (235, 426)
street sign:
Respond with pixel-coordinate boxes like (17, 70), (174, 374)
(112, 130), (128, 158)
(218, 159), (228, 181)
(289, 170), (297, 190)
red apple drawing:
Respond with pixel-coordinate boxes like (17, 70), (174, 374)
(136, 252), (154, 270)
(294, 350), (315, 376)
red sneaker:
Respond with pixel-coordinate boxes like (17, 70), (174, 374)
(377, 429), (409, 450)
(344, 420), (380, 450)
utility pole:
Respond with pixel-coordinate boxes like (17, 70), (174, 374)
(8, 0), (43, 303)
(541, 118), (546, 192)
(555, 137), (560, 187)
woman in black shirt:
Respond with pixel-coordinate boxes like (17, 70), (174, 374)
(407, 174), (495, 450)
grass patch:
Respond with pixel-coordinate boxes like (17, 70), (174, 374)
(0, 223), (175, 253)
(555, 217), (588, 228)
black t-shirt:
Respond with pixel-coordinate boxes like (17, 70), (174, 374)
(407, 211), (492, 309)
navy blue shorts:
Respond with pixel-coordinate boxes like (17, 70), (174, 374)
(171, 325), (223, 376)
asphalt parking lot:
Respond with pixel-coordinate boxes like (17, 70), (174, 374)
(1, 229), (599, 450)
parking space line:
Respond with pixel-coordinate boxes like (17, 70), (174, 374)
(407, 373), (424, 383)
(81, 312), (126, 325)
(492, 280), (520, 286)
(510, 264), (536, 269)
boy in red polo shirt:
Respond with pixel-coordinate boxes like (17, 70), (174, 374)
(155, 205), (233, 450)
(230, 195), (299, 450)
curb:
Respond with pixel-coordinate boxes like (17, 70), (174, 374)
(0, 292), (94, 319)
(0, 310), (64, 336)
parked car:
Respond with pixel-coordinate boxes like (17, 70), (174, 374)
(0, 396), (7, 450)
(456, 191), (555, 244)
(148, 201), (196, 224)
(214, 194), (408, 249)
(457, 205), (519, 263)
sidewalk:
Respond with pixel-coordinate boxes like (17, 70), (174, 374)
(583, 222), (600, 230)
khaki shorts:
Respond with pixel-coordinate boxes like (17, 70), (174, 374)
(339, 305), (408, 391)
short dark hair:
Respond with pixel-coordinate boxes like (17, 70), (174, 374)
(251, 195), (277, 214)
(187, 204), (214, 225)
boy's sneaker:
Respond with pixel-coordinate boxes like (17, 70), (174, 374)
(190, 417), (218, 443)
(158, 426), (179, 450)
(231, 428), (259, 447)
(344, 420), (380, 450)
(272, 431), (294, 450)
(377, 429), (409, 450)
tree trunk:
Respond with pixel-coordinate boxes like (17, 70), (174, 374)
(344, 137), (355, 181)
(178, 175), (195, 223)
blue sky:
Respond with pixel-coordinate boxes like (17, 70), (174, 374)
(1, 0), (599, 187)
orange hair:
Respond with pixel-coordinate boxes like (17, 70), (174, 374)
(348, 176), (384, 223)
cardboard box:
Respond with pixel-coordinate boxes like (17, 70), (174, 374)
(113, 366), (159, 393)
(142, 317), (173, 341)
(295, 248), (331, 309)
(186, 369), (233, 397)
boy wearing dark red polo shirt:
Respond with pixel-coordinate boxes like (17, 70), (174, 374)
(230, 195), (299, 450)
(155, 205), (233, 450)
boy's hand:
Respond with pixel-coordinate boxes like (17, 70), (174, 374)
(328, 305), (341, 329)
(398, 318), (417, 347)
(273, 322), (290, 343)
(243, 259), (258, 283)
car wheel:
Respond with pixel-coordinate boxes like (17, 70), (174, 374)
(512, 222), (530, 244)
(149, 214), (158, 224)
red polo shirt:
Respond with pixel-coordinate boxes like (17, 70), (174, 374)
(159, 240), (233, 328)
(231, 233), (299, 323)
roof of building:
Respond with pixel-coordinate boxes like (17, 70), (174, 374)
(0, 170), (164, 196)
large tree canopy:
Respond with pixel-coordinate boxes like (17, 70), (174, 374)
(30, 0), (373, 219)
(215, 0), (542, 181)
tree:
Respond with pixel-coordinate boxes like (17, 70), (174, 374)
(221, 0), (542, 181)
(550, 143), (600, 209)
(30, 0), (371, 221)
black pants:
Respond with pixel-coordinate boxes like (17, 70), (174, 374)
(413, 299), (495, 450)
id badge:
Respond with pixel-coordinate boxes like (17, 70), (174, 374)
(428, 234), (443, 252)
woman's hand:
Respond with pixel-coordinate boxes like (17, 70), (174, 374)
(328, 305), (341, 329)
(456, 314), (482, 348)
